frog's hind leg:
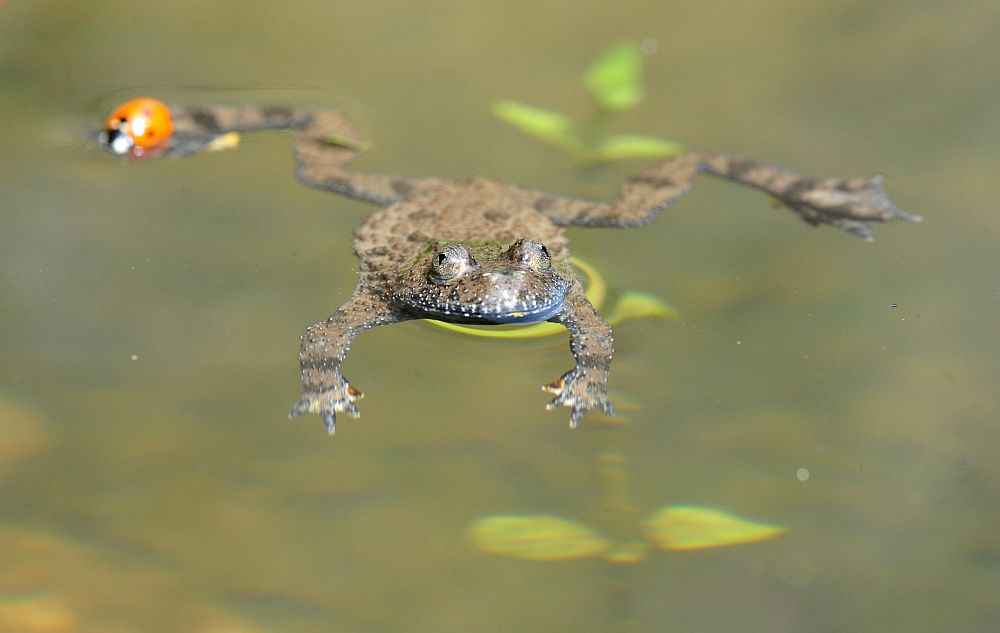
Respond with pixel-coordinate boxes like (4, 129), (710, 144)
(293, 110), (446, 206)
(514, 154), (920, 240)
(694, 155), (922, 239)
(165, 104), (314, 158)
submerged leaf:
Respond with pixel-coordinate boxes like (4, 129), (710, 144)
(583, 43), (644, 112)
(607, 291), (680, 325)
(643, 505), (787, 550)
(493, 101), (580, 152)
(322, 132), (371, 152)
(470, 515), (609, 561)
(591, 134), (685, 162)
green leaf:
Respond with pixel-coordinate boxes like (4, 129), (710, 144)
(583, 42), (644, 112)
(321, 132), (371, 152)
(643, 505), (787, 551)
(470, 515), (609, 561)
(591, 134), (685, 162)
(493, 101), (580, 152)
(607, 291), (680, 325)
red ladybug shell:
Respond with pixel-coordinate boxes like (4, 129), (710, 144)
(103, 98), (173, 155)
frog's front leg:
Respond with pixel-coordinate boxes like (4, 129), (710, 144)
(544, 281), (616, 429)
(289, 289), (409, 434)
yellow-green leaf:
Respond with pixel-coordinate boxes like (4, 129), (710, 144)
(607, 291), (680, 325)
(493, 101), (579, 151)
(592, 134), (685, 162)
(204, 131), (241, 154)
(583, 43), (644, 112)
(322, 132), (371, 152)
(643, 505), (787, 551)
(470, 515), (609, 561)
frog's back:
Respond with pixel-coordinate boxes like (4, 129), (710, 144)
(354, 178), (569, 275)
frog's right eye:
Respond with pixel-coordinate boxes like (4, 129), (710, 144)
(429, 243), (476, 283)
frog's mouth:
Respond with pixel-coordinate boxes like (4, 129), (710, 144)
(397, 269), (571, 325)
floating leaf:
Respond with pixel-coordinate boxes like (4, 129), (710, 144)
(583, 43), (644, 112)
(470, 515), (609, 561)
(607, 291), (680, 325)
(591, 134), (685, 162)
(643, 505), (787, 551)
(493, 101), (580, 152)
(428, 320), (565, 339)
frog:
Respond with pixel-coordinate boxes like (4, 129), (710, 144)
(101, 102), (921, 433)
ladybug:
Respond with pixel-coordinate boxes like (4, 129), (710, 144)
(100, 97), (173, 157)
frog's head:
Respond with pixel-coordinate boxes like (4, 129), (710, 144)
(394, 238), (571, 324)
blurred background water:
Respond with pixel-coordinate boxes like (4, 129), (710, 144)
(1, 1), (998, 632)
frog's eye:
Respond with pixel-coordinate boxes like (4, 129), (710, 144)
(429, 243), (475, 283)
(509, 239), (552, 272)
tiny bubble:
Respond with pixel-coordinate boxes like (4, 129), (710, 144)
(889, 303), (898, 308)
(736, 340), (742, 346)
(796, 468), (810, 482)
(130, 354), (139, 361)
(639, 37), (658, 55)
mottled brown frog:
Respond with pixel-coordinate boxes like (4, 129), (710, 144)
(102, 104), (920, 433)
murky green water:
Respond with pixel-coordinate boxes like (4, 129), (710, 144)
(2, 1), (999, 631)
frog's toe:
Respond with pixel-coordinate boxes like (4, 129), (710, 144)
(321, 411), (337, 435)
(542, 377), (566, 396)
(597, 398), (616, 418)
(288, 396), (312, 419)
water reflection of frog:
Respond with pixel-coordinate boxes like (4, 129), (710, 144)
(102, 103), (920, 434)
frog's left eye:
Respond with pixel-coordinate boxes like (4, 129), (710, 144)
(509, 239), (552, 272)
(429, 243), (476, 283)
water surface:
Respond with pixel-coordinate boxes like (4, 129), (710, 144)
(1, 2), (998, 632)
